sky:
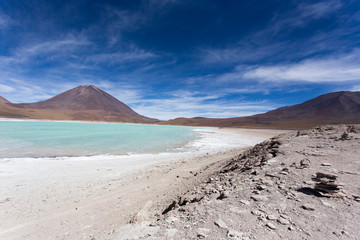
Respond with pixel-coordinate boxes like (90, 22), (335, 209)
(0, 0), (359, 120)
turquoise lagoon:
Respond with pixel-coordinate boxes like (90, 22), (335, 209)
(0, 121), (199, 158)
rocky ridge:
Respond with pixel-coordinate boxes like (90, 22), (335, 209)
(111, 125), (360, 240)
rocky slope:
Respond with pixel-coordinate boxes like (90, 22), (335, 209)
(112, 124), (360, 240)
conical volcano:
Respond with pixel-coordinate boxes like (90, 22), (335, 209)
(3, 85), (158, 123)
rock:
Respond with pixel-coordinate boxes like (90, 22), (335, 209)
(162, 200), (177, 215)
(312, 172), (343, 197)
(256, 185), (267, 190)
(301, 204), (315, 211)
(214, 218), (228, 229)
(290, 162), (297, 168)
(321, 163), (332, 166)
(227, 229), (246, 239)
(262, 179), (274, 186)
(230, 207), (246, 214)
(197, 228), (210, 239)
(265, 153), (273, 160)
(217, 191), (230, 200)
(277, 217), (290, 225)
(353, 195), (360, 202)
(265, 172), (279, 178)
(130, 201), (152, 223)
(339, 132), (351, 140)
(299, 159), (310, 168)
(303, 180), (313, 185)
(280, 214), (291, 220)
(267, 214), (277, 220)
(239, 199), (251, 205)
(266, 222), (277, 230)
(251, 209), (263, 216)
(251, 195), (268, 202)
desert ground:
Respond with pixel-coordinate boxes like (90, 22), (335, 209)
(0, 127), (286, 240)
(114, 125), (360, 240)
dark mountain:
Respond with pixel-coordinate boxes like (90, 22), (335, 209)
(1, 85), (158, 123)
(163, 91), (360, 129)
(258, 91), (360, 121)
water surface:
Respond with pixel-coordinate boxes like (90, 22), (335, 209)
(0, 121), (197, 158)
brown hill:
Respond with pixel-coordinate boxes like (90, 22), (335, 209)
(0, 85), (158, 123)
(163, 91), (360, 129)
(0, 96), (11, 104)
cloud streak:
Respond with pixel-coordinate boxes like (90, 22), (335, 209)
(0, 12), (13, 29)
(131, 90), (276, 120)
(244, 50), (360, 83)
(86, 49), (157, 65)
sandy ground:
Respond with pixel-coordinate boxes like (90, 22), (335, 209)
(0, 127), (285, 240)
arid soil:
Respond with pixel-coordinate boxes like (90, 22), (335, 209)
(112, 125), (360, 240)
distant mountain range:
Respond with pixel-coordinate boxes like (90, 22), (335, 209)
(0, 86), (359, 128)
(163, 91), (360, 128)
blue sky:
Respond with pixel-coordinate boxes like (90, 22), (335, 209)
(0, 0), (359, 120)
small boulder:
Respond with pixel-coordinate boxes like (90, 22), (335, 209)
(277, 217), (290, 225)
(251, 195), (268, 202)
(239, 199), (251, 206)
(197, 228), (210, 239)
(214, 218), (228, 229)
(299, 159), (310, 168)
(266, 222), (277, 230)
(301, 204), (315, 211)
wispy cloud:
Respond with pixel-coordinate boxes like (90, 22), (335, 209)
(0, 83), (15, 93)
(0, 12), (13, 29)
(86, 48), (157, 65)
(269, 0), (342, 35)
(243, 50), (360, 83)
(102, 0), (182, 46)
(131, 90), (276, 120)
(297, 0), (342, 20)
(0, 78), (54, 102)
(0, 35), (89, 66)
(199, 0), (345, 66)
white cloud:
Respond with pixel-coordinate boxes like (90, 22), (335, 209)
(131, 90), (276, 120)
(0, 35), (89, 67)
(0, 84), (15, 93)
(350, 85), (360, 91)
(0, 12), (13, 29)
(244, 50), (360, 83)
(0, 78), (54, 102)
(270, 0), (342, 33)
(298, 0), (342, 20)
